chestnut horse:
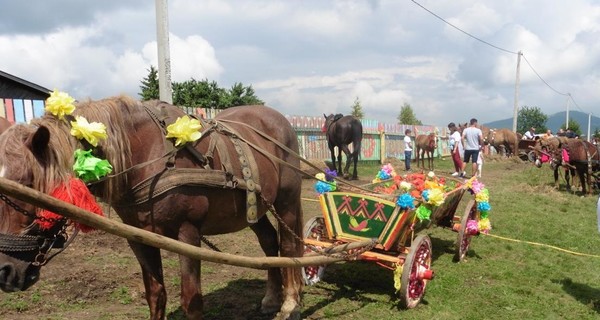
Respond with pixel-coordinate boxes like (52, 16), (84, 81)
(415, 133), (438, 170)
(323, 113), (363, 180)
(534, 137), (599, 194)
(0, 96), (304, 319)
(486, 128), (519, 157)
(533, 136), (575, 190)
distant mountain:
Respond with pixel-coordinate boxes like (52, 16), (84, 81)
(483, 111), (600, 134)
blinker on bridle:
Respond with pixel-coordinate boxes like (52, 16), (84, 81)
(0, 193), (77, 266)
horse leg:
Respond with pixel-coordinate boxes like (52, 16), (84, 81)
(351, 151), (359, 180)
(250, 216), (284, 314)
(273, 188), (303, 320)
(340, 145), (353, 179)
(177, 222), (203, 319)
(127, 240), (167, 320)
(329, 147), (337, 174)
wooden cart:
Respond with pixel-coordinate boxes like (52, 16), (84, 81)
(302, 174), (490, 309)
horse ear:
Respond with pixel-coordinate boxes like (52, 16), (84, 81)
(26, 126), (51, 164)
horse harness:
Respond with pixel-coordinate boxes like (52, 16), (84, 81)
(124, 105), (263, 223)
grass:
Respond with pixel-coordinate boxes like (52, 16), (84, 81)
(296, 157), (600, 320)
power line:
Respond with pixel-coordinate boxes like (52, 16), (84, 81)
(410, 0), (518, 55)
(411, 0), (592, 117)
(521, 54), (568, 96)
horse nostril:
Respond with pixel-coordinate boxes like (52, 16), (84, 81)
(0, 263), (15, 292)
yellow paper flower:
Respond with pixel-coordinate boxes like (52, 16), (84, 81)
(315, 173), (326, 181)
(426, 188), (445, 206)
(475, 192), (489, 203)
(165, 115), (203, 146)
(45, 90), (76, 119)
(70, 116), (107, 147)
(478, 218), (491, 232)
(424, 180), (444, 191)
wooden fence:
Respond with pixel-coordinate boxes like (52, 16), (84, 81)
(285, 115), (451, 164)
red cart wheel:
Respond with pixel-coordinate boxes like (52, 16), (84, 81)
(301, 217), (328, 285)
(399, 234), (433, 309)
(454, 199), (478, 262)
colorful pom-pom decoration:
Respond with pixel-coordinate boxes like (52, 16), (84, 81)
(396, 193), (415, 209)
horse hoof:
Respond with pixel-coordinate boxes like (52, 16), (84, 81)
(343, 173), (351, 180)
(273, 299), (301, 320)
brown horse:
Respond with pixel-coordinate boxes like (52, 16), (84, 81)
(0, 117), (12, 133)
(415, 133), (437, 170)
(486, 128), (519, 157)
(0, 96), (304, 319)
(534, 137), (598, 194)
(533, 136), (575, 190)
(562, 139), (600, 195)
(323, 113), (363, 180)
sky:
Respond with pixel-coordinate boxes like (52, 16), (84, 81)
(1, 0), (599, 127)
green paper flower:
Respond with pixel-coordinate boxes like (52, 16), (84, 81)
(416, 205), (432, 222)
(72, 149), (113, 182)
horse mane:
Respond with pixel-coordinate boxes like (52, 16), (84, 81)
(27, 95), (137, 201)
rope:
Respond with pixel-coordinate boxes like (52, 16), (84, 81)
(482, 233), (600, 258)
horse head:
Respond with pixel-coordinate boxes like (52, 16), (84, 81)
(0, 123), (76, 292)
(532, 137), (560, 168)
(428, 132), (438, 149)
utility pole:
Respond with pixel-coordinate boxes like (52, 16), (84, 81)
(565, 94), (570, 129)
(155, 0), (172, 103)
(587, 113), (592, 141)
(512, 51), (522, 133)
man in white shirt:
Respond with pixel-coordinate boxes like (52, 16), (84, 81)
(460, 118), (483, 178)
(523, 127), (536, 139)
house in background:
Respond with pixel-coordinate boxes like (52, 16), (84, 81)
(0, 70), (50, 123)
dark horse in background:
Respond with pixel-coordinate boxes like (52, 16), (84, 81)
(0, 96), (304, 319)
(323, 113), (363, 180)
(415, 132), (438, 171)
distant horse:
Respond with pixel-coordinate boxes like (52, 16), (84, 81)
(0, 96), (304, 319)
(323, 113), (363, 180)
(534, 137), (599, 194)
(415, 133), (438, 170)
(533, 136), (575, 190)
(0, 117), (11, 133)
(486, 128), (519, 157)
(562, 139), (600, 195)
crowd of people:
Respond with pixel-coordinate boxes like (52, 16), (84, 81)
(401, 121), (596, 179)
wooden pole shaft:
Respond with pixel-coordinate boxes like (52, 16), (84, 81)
(0, 177), (372, 269)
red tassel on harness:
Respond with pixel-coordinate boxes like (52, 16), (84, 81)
(37, 178), (104, 233)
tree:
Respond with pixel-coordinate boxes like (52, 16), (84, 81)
(172, 78), (230, 109)
(517, 106), (548, 134)
(228, 82), (264, 106)
(560, 119), (582, 136)
(593, 127), (600, 139)
(350, 97), (364, 119)
(397, 103), (422, 125)
(139, 66), (160, 101)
